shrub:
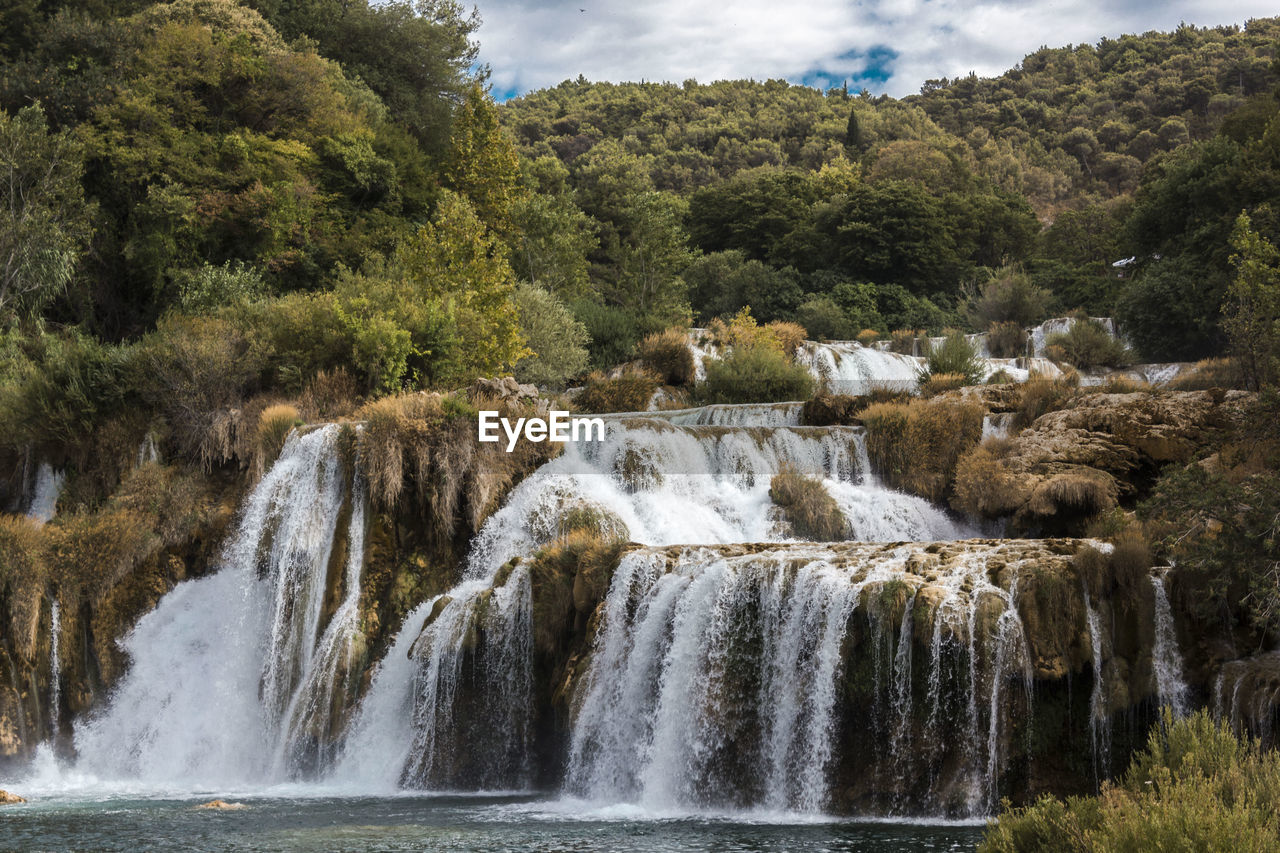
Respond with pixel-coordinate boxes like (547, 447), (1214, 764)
(987, 369), (1014, 384)
(861, 397), (984, 501)
(889, 328), (917, 355)
(175, 261), (267, 314)
(1013, 375), (1079, 430)
(299, 368), (359, 421)
(572, 299), (640, 369)
(770, 464), (849, 541)
(980, 711), (1280, 853)
(575, 368), (661, 414)
(1168, 358), (1249, 391)
(987, 320), (1027, 358)
(255, 404), (300, 477)
(951, 441), (1022, 518)
(918, 372), (968, 397)
(965, 265), (1051, 328)
(513, 283), (591, 388)
(917, 331), (984, 387)
(695, 344), (815, 405)
(856, 329), (881, 347)
(794, 295), (855, 341)
(1045, 315), (1133, 370)
(707, 307), (785, 353)
(765, 320), (807, 356)
(637, 328), (696, 386)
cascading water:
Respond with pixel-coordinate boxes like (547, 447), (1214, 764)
(1082, 581), (1111, 785)
(1150, 571), (1189, 717)
(48, 600), (61, 738)
(26, 462), (65, 525)
(70, 425), (369, 788)
(335, 416), (976, 793)
(564, 543), (1036, 817)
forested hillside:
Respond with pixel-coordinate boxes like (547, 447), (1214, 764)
(502, 19), (1280, 360)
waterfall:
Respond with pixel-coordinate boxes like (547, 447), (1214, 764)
(72, 425), (368, 787)
(611, 401), (804, 427)
(26, 462), (65, 525)
(335, 415), (975, 793)
(1082, 583), (1111, 785)
(564, 543), (1035, 817)
(1150, 572), (1189, 718)
(48, 600), (61, 738)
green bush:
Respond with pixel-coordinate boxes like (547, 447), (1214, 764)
(794, 295), (856, 341)
(980, 711), (1280, 853)
(513, 283), (590, 388)
(694, 343), (815, 404)
(1045, 315), (1133, 370)
(917, 331), (984, 387)
(965, 265), (1051, 328)
(572, 299), (640, 369)
(175, 261), (268, 314)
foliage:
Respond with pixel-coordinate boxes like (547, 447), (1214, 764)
(980, 710), (1280, 853)
(965, 266), (1052, 329)
(695, 343), (815, 405)
(444, 84), (524, 234)
(860, 397), (985, 501)
(1224, 211), (1280, 390)
(1045, 315), (1133, 370)
(917, 330), (985, 386)
(987, 320), (1027, 358)
(0, 105), (92, 321)
(770, 463), (848, 541)
(637, 328), (695, 386)
(574, 368), (660, 414)
(175, 261), (267, 314)
(512, 283), (590, 388)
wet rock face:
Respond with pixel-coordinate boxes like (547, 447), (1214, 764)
(954, 390), (1249, 535)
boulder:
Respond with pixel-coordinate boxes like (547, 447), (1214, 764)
(953, 390), (1249, 534)
(0, 790), (25, 804)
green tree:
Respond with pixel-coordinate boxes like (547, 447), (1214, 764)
(512, 283), (590, 387)
(0, 105), (92, 321)
(1225, 211), (1280, 389)
(445, 83), (524, 234)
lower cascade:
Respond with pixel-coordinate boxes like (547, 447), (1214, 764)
(15, 407), (1189, 819)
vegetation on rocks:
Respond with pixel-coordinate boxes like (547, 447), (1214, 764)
(769, 464), (849, 541)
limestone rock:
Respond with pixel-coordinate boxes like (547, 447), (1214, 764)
(0, 790), (26, 804)
(954, 390), (1249, 534)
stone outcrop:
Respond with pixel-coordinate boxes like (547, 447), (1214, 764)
(954, 390), (1249, 534)
(0, 790), (25, 804)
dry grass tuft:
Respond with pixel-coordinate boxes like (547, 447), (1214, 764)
(299, 368), (359, 420)
(575, 368), (661, 414)
(918, 372), (969, 397)
(986, 320), (1026, 358)
(951, 441), (1022, 518)
(770, 464), (849, 541)
(1027, 469), (1118, 519)
(1013, 374), (1080, 430)
(889, 328), (918, 355)
(1169, 358), (1249, 391)
(862, 397), (985, 501)
(856, 329), (881, 347)
(765, 321), (807, 357)
(637, 329), (696, 386)
(255, 404), (300, 478)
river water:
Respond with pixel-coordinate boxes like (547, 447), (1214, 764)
(0, 793), (983, 852)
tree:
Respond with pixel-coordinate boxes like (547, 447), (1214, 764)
(445, 83), (524, 234)
(0, 105), (92, 321)
(1225, 211), (1280, 389)
(512, 283), (589, 387)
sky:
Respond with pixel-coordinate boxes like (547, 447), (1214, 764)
(471, 1), (1278, 101)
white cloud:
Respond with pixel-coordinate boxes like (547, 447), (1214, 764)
(471, 1), (1278, 99)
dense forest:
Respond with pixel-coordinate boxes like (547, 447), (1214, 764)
(1, 2), (1280, 479)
